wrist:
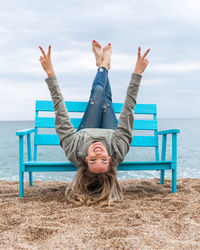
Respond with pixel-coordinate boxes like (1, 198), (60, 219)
(133, 67), (142, 75)
(47, 71), (55, 78)
(133, 72), (142, 77)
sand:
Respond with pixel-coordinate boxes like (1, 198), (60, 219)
(0, 178), (200, 249)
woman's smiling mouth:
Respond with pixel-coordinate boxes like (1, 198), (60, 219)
(94, 146), (103, 152)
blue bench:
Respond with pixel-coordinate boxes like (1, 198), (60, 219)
(16, 100), (180, 197)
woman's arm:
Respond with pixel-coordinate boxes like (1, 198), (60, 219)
(115, 47), (150, 156)
(39, 45), (76, 149)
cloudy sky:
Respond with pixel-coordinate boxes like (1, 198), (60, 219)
(0, 0), (200, 120)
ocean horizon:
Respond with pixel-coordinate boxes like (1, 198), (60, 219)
(0, 118), (200, 182)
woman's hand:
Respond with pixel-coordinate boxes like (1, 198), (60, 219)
(39, 45), (55, 78)
(133, 47), (150, 75)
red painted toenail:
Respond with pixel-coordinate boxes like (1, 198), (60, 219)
(108, 43), (111, 45)
(93, 40), (96, 42)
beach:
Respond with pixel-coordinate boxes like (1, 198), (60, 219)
(0, 178), (200, 249)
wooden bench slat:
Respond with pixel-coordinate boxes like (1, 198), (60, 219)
(36, 101), (88, 112)
(36, 101), (157, 114)
(35, 134), (60, 145)
(23, 160), (172, 172)
(131, 136), (158, 147)
(34, 134), (158, 147)
(24, 160), (172, 166)
(35, 117), (157, 130)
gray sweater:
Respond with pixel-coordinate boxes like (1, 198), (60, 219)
(45, 73), (142, 167)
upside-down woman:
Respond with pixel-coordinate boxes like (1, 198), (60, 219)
(39, 41), (150, 205)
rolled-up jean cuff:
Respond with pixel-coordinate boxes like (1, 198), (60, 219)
(98, 67), (108, 73)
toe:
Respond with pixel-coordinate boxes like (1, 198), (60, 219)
(95, 41), (101, 47)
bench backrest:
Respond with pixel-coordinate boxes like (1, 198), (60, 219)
(33, 100), (159, 161)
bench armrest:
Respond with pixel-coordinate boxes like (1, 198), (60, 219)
(157, 129), (180, 135)
(157, 129), (180, 162)
(16, 128), (35, 166)
(16, 128), (35, 136)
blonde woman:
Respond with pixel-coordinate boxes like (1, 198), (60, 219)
(39, 41), (150, 205)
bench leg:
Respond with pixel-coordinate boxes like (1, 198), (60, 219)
(172, 169), (177, 193)
(160, 170), (165, 184)
(19, 135), (25, 197)
(29, 171), (33, 186)
(19, 171), (24, 197)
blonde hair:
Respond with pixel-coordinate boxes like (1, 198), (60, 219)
(65, 162), (124, 206)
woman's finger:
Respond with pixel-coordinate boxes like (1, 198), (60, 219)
(142, 48), (150, 59)
(39, 56), (46, 64)
(39, 46), (47, 57)
(47, 45), (51, 58)
(138, 46), (141, 58)
(39, 56), (45, 63)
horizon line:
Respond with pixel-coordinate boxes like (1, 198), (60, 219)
(1, 117), (200, 122)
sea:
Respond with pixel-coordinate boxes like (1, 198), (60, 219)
(0, 118), (200, 182)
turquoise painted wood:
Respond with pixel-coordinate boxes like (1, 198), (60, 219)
(35, 117), (158, 130)
(16, 100), (180, 197)
(36, 101), (157, 114)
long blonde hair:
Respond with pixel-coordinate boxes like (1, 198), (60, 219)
(65, 162), (124, 206)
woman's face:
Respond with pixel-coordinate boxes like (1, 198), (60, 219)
(85, 142), (111, 173)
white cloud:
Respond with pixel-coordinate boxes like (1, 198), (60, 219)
(151, 62), (200, 73)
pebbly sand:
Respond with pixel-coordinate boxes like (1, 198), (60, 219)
(0, 178), (200, 249)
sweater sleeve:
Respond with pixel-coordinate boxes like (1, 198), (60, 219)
(45, 76), (76, 150)
(114, 73), (142, 162)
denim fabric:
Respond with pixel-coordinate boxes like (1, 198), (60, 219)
(77, 67), (118, 132)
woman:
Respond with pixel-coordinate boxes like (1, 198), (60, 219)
(39, 41), (150, 205)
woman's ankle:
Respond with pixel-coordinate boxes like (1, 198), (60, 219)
(99, 62), (109, 71)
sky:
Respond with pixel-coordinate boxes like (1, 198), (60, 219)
(0, 0), (200, 120)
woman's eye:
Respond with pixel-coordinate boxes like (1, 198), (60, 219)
(102, 159), (107, 162)
(91, 159), (96, 162)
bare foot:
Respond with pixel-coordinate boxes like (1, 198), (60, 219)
(92, 40), (103, 67)
(100, 44), (112, 70)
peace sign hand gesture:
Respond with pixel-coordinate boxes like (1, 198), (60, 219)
(39, 45), (55, 78)
(133, 47), (150, 75)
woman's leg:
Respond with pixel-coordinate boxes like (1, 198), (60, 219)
(77, 67), (108, 132)
(100, 76), (118, 130)
(77, 42), (112, 132)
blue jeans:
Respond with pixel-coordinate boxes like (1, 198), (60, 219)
(77, 67), (118, 132)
